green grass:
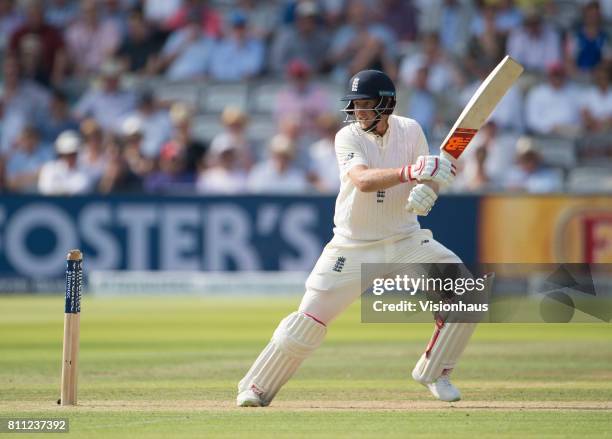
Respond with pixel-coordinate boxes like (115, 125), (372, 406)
(0, 296), (611, 438)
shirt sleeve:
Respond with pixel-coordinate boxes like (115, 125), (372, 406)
(37, 163), (56, 195)
(73, 91), (94, 119)
(334, 127), (368, 177)
(525, 87), (549, 134)
(412, 120), (429, 163)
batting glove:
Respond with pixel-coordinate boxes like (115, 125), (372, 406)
(405, 183), (438, 216)
(399, 155), (456, 187)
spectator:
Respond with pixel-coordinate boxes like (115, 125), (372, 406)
(406, 65), (437, 140)
(0, 156), (6, 192)
(279, 0), (300, 25)
(506, 7), (562, 73)
(270, 1), (330, 75)
(399, 32), (460, 94)
(380, 0), (418, 42)
(455, 144), (492, 192)
(209, 106), (253, 170)
(165, 0), (222, 38)
(97, 135), (143, 193)
(144, 141), (195, 194)
(65, 0), (121, 76)
(143, 0), (182, 27)
(460, 62), (524, 133)
(236, 0), (278, 40)
(494, 0), (522, 35)
(327, 0), (398, 81)
(465, 5), (506, 79)
(588, 0), (612, 22)
(5, 125), (53, 193)
(320, 0), (345, 29)
(168, 102), (208, 173)
(580, 63), (612, 132)
(0, 56), (50, 153)
(277, 114), (311, 168)
(0, 0), (22, 51)
(116, 6), (166, 75)
(470, 1), (522, 37)
(8, 0), (66, 86)
(78, 119), (110, 183)
(73, 59), (136, 132)
(102, 0), (131, 38)
(208, 12), (265, 82)
(566, 1), (611, 75)
(436, 0), (474, 57)
(308, 113), (341, 193)
(457, 121), (519, 188)
(196, 142), (248, 194)
(247, 134), (310, 194)
(38, 130), (94, 195)
(36, 89), (79, 146)
(504, 136), (564, 193)
(45, 0), (78, 28)
(274, 59), (331, 136)
(121, 91), (172, 158)
(120, 118), (154, 182)
(155, 12), (214, 81)
(525, 64), (582, 137)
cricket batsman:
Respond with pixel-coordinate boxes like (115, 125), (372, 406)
(237, 70), (477, 407)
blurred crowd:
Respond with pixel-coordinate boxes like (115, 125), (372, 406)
(1, 0), (611, 196)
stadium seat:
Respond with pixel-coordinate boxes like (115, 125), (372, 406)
(576, 132), (612, 165)
(154, 83), (201, 107)
(314, 80), (344, 111)
(247, 116), (277, 147)
(199, 83), (249, 113)
(552, 0), (582, 30)
(250, 81), (282, 114)
(531, 136), (576, 169)
(567, 166), (612, 193)
(191, 114), (224, 143)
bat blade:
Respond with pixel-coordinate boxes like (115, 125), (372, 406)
(441, 55), (524, 160)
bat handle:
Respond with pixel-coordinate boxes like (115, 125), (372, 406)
(421, 180), (440, 194)
(440, 150), (455, 162)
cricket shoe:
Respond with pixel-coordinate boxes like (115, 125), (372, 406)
(413, 369), (461, 402)
(236, 389), (265, 407)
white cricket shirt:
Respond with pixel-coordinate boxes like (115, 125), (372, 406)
(333, 115), (429, 241)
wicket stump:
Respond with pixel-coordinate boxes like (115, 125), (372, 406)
(60, 249), (82, 406)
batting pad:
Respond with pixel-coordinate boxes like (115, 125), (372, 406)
(238, 311), (327, 406)
(412, 322), (477, 384)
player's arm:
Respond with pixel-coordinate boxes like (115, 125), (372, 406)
(336, 127), (454, 194)
(347, 165), (404, 192)
(348, 156), (455, 193)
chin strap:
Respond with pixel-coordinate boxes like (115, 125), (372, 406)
(363, 119), (380, 134)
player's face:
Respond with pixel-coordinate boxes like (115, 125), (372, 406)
(353, 99), (378, 128)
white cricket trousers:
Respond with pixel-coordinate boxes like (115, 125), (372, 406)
(237, 228), (476, 404)
(299, 229), (461, 324)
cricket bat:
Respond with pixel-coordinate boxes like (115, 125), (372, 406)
(440, 55), (524, 161)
